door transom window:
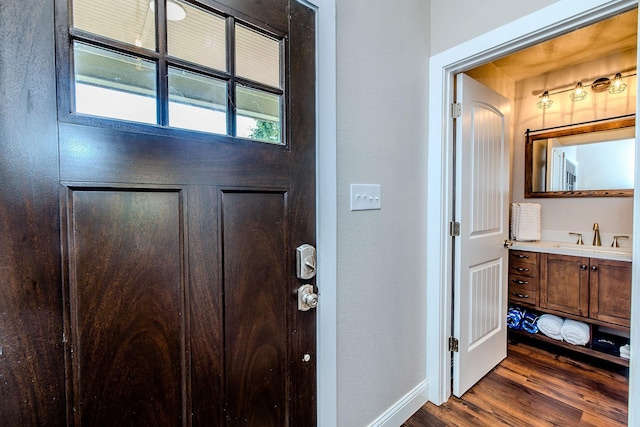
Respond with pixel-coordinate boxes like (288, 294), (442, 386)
(66, 0), (285, 144)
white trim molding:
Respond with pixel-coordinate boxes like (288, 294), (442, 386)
(630, 6), (640, 426)
(426, 3), (639, 425)
(306, 0), (338, 425)
(366, 380), (429, 427)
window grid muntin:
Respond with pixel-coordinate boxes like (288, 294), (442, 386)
(67, 0), (285, 143)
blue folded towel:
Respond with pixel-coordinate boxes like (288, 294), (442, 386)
(507, 306), (525, 329)
(521, 312), (539, 334)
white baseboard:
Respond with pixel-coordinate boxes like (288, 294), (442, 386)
(367, 380), (429, 427)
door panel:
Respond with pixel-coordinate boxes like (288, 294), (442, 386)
(58, 123), (289, 187)
(222, 191), (289, 424)
(454, 73), (510, 397)
(468, 260), (502, 349)
(188, 186), (224, 424)
(65, 188), (185, 425)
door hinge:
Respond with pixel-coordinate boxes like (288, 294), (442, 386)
(449, 221), (460, 237)
(451, 102), (462, 119)
(449, 337), (459, 352)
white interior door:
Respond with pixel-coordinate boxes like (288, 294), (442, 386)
(453, 73), (511, 397)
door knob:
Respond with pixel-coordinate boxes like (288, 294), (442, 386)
(298, 284), (318, 311)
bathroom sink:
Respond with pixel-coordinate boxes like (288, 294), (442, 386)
(552, 243), (631, 256)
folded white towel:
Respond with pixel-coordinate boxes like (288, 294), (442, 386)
(561, 319), (590, 346)
(511, 203), (520, 240)
(537, 314), (564, 341)
(511, 203), (541, 241)
(620, 344), (630, 360)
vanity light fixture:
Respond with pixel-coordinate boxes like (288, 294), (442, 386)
(536, 71), (634, 109)
(537, 91), (553, 109)
(609, 73), (627, 94)
(569, 82), (587, 101)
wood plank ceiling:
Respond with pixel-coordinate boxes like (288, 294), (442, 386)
(479, 9), (637, 83)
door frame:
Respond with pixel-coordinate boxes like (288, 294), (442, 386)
(426, 1), (639, 424)
(309, 0), (338, 426)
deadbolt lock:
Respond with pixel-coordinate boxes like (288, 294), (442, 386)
(296, 244), (316, 280)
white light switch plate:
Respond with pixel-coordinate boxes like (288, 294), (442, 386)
(350, 184), (381, 211)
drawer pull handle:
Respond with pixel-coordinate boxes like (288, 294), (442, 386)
(513, 267), (529, 272)
(512, 292), (529, 299)
(516, 254), (530, 259)
(512, 279), (529, 285)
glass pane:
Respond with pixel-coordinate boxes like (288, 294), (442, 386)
(167, 1), (226, 71)
(72, 0), (155, 50)
(74, 42), (157, 124)
(168, 67), (227, 134)
(236, 25), (280, 88)
(236, 85), (281, 144)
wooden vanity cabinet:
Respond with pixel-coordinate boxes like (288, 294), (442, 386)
(509, 249), (631, 367)
(539, 253), (590, 317)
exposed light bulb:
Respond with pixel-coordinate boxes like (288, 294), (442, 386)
(537, 91), (553, 109)
(609, 73), (627, 94)
(569, 82), (587, 101)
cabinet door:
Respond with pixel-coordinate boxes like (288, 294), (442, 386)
(589, 259), (632, 327)
(540, 253), (589, 316)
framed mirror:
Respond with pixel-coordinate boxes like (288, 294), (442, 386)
(525, 116), (635, 198)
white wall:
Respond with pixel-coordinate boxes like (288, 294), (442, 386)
(430, 0), (560, 55)
(512, 50), (637, 241)
(335, 0), (429, 425)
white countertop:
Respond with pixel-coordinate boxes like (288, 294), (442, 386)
(510, 240), (632, 262)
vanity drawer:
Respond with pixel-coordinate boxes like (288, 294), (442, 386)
(509, 277), (538, 306)
(509, 274), (538, 290)
(510, 285), (538, 306)
(509, 251), (539, 278)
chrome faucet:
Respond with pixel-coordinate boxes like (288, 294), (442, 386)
(592, 223), (601, 246)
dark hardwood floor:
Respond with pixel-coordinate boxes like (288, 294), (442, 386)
(404, 340), (629, 426)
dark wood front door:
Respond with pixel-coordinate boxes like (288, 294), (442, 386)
(56, 1), (317, 426)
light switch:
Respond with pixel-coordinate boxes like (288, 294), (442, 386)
(350, 184), (381, 211)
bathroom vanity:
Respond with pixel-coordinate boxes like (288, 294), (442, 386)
(508, 242), (631, 366)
